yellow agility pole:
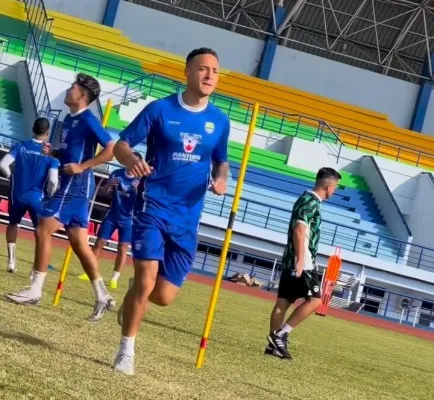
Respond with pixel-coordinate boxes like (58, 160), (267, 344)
(53, 99), (114, 306)
(195, 102), (259, 369)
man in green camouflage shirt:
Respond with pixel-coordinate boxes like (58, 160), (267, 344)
(266, 167), (341, 360)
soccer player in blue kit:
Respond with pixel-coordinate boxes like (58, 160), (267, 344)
(111, 48), (230, 375)
(6, 73), (116, 321)
(92, 152), (142, 289)
(0, 117), (59, 273)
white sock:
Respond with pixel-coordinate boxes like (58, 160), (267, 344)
(276, 324), (293, 337)
(119, 335), (135, 356)
(91, 277), (110, 302)
(30, 271), (47, 295)
(7, 243), (16, 265)
(111, 271), (121, 281)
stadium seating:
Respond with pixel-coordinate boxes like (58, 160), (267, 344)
(0, 78), (25, 146)
(1, 0), (434, 168)
(0, 1), (409, 266)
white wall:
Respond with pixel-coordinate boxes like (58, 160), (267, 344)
(373, 157), (422, 216)
(0, 54), (18, 81)
(114, 2), (263, 76)
(16, 61), (37, 135)
(408, 173), (434, 249)
(270, 47), (420, 131)
(360, 156), (412, 244)
(44, 0), (108, 24)
(286, 136), (363, 175)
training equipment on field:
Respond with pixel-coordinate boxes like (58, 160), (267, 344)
(316, 248), (342, 316)
(195, 102), (259, 369)
(52, 99), (113, 306)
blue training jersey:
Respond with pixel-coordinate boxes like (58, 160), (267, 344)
(106, 168), (140, 221)
(119, 93), (230, 230)
(9, 139), (59, 202)
(56, 109), (113, 199)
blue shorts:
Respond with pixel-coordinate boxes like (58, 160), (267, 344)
(40, 192), (90, 229)
(8, 196), (41, 227)
(132, 213), (198, 287)
(98, 215), (132, 244)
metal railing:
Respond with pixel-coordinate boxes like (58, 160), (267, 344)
(3, 33), (433, 167)
(360, 284), (434, 329)
(203, 192), (434, 272)
(18, 1), (61, 129)
(0, 124), (433, 272)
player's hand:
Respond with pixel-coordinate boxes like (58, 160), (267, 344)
(210, 178), (227, 195)
(42, 142), (53, 155)
(127, 159), (153, 178)
(63, 163), (85, 175)
(294, 261), (304, 278)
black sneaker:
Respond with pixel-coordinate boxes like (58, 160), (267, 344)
(267, 331), (292, 359)
(264, 344), (289, 359)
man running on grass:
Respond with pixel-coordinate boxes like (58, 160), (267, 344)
(112, 47), (230, 375)
(266, 167), (341, 360)
(91, 153), (142, 289)
(0, 117), (59, 273)
(6, 73), (116, 322)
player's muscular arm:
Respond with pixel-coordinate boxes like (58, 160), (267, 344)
(210, 161), (228, 195)
(114, 140), (152, 177)
(79, 141), (115, 171)
(292, 222), (307, 277)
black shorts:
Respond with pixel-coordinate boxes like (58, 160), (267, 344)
(277, 269), (322, 304)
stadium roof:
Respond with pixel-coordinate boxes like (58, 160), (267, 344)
(129, 0), (434, 83)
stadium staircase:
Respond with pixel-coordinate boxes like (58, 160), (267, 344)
(0, 78), (25, 145)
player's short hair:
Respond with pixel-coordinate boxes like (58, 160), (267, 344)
(32, 117), (50, 136)
(133, 151), (143, 160)
(75, 73), (101, 104)
(186, 48), (219, 65)
(315, 167), (342, 186)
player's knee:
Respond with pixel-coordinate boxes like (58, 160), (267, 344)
(132, 280), (154, 303)
(309, 297), (322, 308)
(94, 239), (106, 250)
(35, 225), (50, 241)
(117, 243), (129, 254)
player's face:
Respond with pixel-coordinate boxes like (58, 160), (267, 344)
(185, 54), (219, 97)
(64, 82), (85, 107)
(324, 181), (338, 200)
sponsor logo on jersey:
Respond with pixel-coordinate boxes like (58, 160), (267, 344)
(172, 133), (202, 162)
(181, 133), (201, 153)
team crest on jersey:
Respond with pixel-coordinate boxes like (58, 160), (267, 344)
(72, 120), (79, 128)
(181, 133), (201, 153)
(204, 122), (215, 134)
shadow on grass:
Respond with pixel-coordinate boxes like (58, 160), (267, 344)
(144, 318), (202, 339)
(0, 329), (53, 349)
(397, 362), (434, 374)
(0, 329), (112, 368)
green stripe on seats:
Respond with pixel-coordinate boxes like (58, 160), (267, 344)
(0, 78), (22, 113)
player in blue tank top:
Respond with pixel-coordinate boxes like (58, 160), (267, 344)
(92, 152), (142, 290)
(112, 48), (230, 375)
(0, 118), (59, 274)
(6, 74), (116, 322)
